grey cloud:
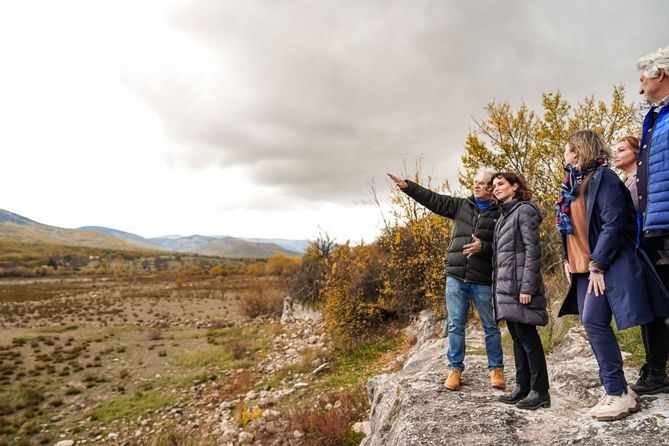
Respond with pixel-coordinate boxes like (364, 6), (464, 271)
(121, 0), (669, 205)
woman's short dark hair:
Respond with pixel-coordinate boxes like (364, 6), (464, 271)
(494, 172), (533, 201)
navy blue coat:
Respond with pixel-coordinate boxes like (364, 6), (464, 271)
(558, 166), (669, 329)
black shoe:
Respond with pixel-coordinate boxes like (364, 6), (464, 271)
(498, 387), (529, 405)
(631, 364), (669, 395)
(516, 390), (551, 410)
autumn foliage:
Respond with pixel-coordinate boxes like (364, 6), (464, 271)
(320, 243), (384, 342)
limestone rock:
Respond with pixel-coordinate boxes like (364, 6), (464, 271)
(281, 296), (322, 325)
(362, 315), (669, 446)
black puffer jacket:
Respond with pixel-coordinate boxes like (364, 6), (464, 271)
(492, 199), (547, 326)
(403, 180), (499, 285)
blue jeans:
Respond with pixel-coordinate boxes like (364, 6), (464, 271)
(445, 276), (504, 371)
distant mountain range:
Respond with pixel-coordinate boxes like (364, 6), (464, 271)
(82, 226), (305, 258)
(0, 209), (307, 258)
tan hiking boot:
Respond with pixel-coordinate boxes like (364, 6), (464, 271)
(590, 390), (640, 421)
(444, 370), (462, 391)
(490, 368), (506, 390)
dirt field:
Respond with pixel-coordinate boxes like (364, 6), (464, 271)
(0, 274), (283, 445)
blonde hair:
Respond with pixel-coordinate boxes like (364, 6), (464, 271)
(567, 130), (611, 168)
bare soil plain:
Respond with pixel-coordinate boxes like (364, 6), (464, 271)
(0, 274), (281, 445)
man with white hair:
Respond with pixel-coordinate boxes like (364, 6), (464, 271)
(633, 46), (669, 395)
(387, 168), (505, 391)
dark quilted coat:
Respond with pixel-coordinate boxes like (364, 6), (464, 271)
(403, 180), (500, 285)
(493, 200), (548, 326)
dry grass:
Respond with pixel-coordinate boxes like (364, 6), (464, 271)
(216, 369), (256, 401)
(283, 385), (368, 446)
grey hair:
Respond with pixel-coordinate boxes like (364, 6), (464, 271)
(474, 167), (496, 186)
(637, 46), (669, 78)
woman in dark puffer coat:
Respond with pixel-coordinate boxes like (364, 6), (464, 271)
(492, 172), (550, 410)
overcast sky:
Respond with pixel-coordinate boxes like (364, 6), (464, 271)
(1, 1), (667, 243)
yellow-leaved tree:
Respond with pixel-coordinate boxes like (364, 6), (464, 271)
(459, 86), (640, 270)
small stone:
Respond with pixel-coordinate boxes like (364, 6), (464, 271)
(312, 363), (328, 374)
(238, 431), (254, 444)
(263, 409), (280, 418)
(220, 400), (238, 410)
(352, 421), (370, 436)
(55, 441), (74, 446)
(293, 430), (304, 439)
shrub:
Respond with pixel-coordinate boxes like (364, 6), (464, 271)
(226, 340), (250, 360)
(234, 400), (262, 428)
(263, 254), (300, 277)
(322, 243), (385, 344)
(147, 329), (164, 341)
(208, 264), (226, 278)
(239, 286), (284, 319)
(289, 236), (334, 305)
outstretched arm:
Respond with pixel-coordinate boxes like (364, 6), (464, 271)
(387, 172), (463, 219)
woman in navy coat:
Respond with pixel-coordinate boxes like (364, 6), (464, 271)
(557, 130), (662, 421)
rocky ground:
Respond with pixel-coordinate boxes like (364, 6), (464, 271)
(50, 298), (331, 446)
(360, 312), (669, 446)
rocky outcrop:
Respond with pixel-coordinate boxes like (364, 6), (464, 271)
(280, 296), (322, 325)
(362, 311), (669, 446)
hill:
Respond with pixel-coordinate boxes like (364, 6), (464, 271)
(0, 210), (146, 252)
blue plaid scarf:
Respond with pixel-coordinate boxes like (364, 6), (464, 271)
(556, 158), (606, 234)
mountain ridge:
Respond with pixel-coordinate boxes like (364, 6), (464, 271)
(0, 209), (305, 258)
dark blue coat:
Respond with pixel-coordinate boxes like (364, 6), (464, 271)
(558, 166), (669, 329)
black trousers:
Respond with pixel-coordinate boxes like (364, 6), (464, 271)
(642, 262), (669, 370)
(507, 321), (549, 393)
(642, 318), (669, 369)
